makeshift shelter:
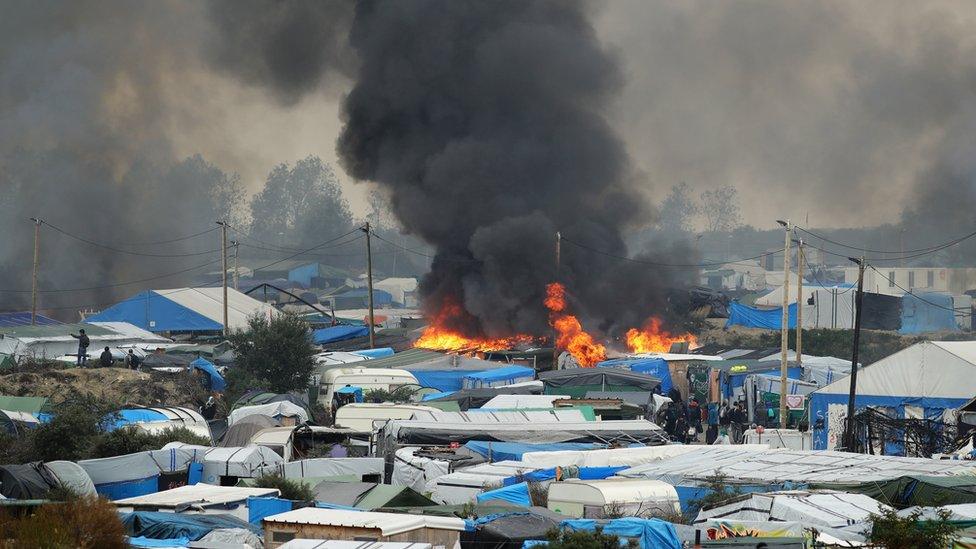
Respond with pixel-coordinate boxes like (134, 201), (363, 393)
(900, 292), (960, 333)
(391, 447), (484, 493)
(311, 481), (435, 510)
(0, 463), (59, 499)
(233, 390), (310, 413)
(374, 277), (419, 306)
(0, 322), (170, 360)
(312, 325), (370, 345)
(220, 415), (280, 447)
(334, 403), (440, 432)
(107, 406), (212, 442)
(811, 474), (976, 509)
(477, 481), (532, 507)
(78, 446), (201, 499)
(121, 511), (261, 541)
(810, 341), (976, 452)
(547, 479), (680, 518)
(228, 401), (310, 427)
(559, 517), (681, 549)
(539, 369), (660, 397)
(273, 458), (385, 482)
(0, 396), (48, 415)
(261, 509), (466, 547)
(163, 443), (284, 485)
(43, 461), (97, 496)
(115, 483), (278, 520)
(462, 508), (564, 549)
(725, 302), (797, 330)
(461, 365), (535, 389)
(464, 441), (601, 462)
(423, 384), (544, 411)
(597, 358), (673, 393)
(341, 348), (530, 392)
(694, 490), (884, 542)
(87, 287), (278, 333)
(480, 394), (568, 409)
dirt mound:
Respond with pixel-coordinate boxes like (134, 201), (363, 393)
(0, 367), (208, 408)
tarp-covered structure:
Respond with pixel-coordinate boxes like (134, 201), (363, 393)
(219, 414), (280, 447)
(121, 511), (260, 541)
(423, 384), (544, 411)
(0, 322), (170, 361)
(597, 357), (673, 393)
(0, 463), (59, 499)
(312, 325), (370, 345)
(343, 348), (532, 392)
(560, 518), (682, 549)
(463, 508), (564, 549)
(461, 366), (535, 389)
(87, 287), (278, 333)
(190, 357), (226, 392)
(539, 369), (660, 397)
(810, 341), (976, 452)
(810, 474), (976, 509)
(312, 481), (435, 510)
(78, 446), (201, 500)
(228, 401), (309, 426)
(162, 443), (283, 485)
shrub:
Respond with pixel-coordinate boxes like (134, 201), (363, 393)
(544, 527), (635, 549)
(89, 426), (211, 459)
(688, 472), (742, 515)
(29, 398), (115, 462)
(252, 472), (315, 502)
(869, 507), (960, 549)
(0, 497), (126, 548)
(227, 314), (316, 400)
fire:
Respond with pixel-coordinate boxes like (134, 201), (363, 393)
(545, 282), (607, 367)
(414, 300), (534, 352)
(625, 317), (698, 354)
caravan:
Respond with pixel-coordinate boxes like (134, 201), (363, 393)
(547, 478), (680, 518)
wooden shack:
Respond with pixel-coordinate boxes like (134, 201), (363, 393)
(263, 508), (466, 548)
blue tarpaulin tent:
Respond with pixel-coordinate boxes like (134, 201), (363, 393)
(106, 409), (169, 431)
(121, 511), (259, 541)
(561, 518), (681, 549)
(190, 358), (226, 392)
(598, 358), (672, 393)
(477, 481), (532, 507)
(335, 386), (363, 403)
(87, 290), (223, 332)
(248, 496), (292, 525)
(462, 366), (536, 389)
(0, 312), (61, 327)
(354, 348), (395, 359)
(900, 292), (958, 334)
(725, 302), (797, 329)
(312, 325), (370, 344)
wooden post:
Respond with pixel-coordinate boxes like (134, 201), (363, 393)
(796, 239), (804, 368)
(218, 221), (228, 336)
(364, 222), (376, 348)
(779, 220), (792, 429)
(843, 257), (867, 451)
(30, 218), (41, 325)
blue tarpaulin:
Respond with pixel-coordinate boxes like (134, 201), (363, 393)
(0, 312), (61, 327)
(312, 325), (370, 345)
(465, 441), (600, 461)
(190, 358), (226, 392)
(725, 302), (797, 329)
(128, 536), (190, 548)
(409, 371), (470, 391)
(578, 466), (629, 480)
(248, 496), (292, 525)
(477, 481), (532, 507)
(95, 476), (158, 500)
(422, 391), (455, 401)
(504, 468), (558, 486)
(900, 292), (958, 334)
(335, 386), (363, 403)
(121, 512), (260, 541)
(561, 518), (681, 549)
(598, 358), (672, 393)
(354, 347), (394, 358)
(462, 366), (536, 389)
(87, 290), (223, 332)
(106, 408), (169, 431)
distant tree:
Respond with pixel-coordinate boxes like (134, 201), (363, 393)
(366, 188), (396, 230)
(658, 182), (699, 233)
(700, 185), (742, 232)
(227, 314), (316, 397)
(249, 156), (354, 247)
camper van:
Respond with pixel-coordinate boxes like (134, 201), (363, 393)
(333, 403), (441, 432)
(319, 368), (419, 407)
(547, 478), (680, 518)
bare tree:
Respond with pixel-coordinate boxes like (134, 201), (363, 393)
(658, 182), (699, 233)
(699, 185), (742, 232)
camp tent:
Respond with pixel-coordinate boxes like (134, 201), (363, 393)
(597, 358), (673, 393)
(220, 415), (281, 447)
(87, 287), (278, 333)
(539, 369), (661, 397)
(810, 341), (976, 452)
(0, 322), (170, 360)
(311, 481), (435, 510)
(78, 446), (201, 499)
(461, 366), (535, 389)
(107, 406), (212, 441)
(233, 390), (310, 413)
(272, 458), (385, 482)
(163, 443), (284, 485)
(115, 483), (278, 520)
(228, 401), (310, 426)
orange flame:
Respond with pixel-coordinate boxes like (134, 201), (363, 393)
(625, 317), (698, 354)
(414, 300), (535, 352)
(545, 282), (607, 367)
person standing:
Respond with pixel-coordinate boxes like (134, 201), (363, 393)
(99, 346), (113, 368)
(124, 349), (141, 370)
(71, 329), (90, 366)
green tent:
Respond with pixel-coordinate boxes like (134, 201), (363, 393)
(811, 475), (976, 509)
(0, 396), (49, 415)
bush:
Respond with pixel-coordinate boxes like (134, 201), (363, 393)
(688, 472), (742, 515)
(0, 497), (126, 548)
(869, 507), (960, 549)
(89, 426), (211, 459)
(252, 472), (315, 502)
(544, 527), (635, 549)
(227, 314), (316, 400)
(29, 398), (116, 462)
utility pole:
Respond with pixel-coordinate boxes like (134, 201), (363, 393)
(795, 239), (804, 368)
(843, 257), (867, 452)
(30, 218), (42, 325)
(363, 222), (376, 348)
(218, 221), (228, 336)
(554, 231), (562, 362)
(231, 240), (240, 290)
(776, 219), (792, 429)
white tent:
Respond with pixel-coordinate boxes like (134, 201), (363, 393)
(392, 447), (455, 493)
(78, 447), (200, 499)
(152, 287), (278, 331)
(810, 341), (976, 450)
(481, 395), (570, 409)
(427, 461), (544, 504)
(373, 277), (419, 305)
(273, 457), (386, 481)
(114, 483), (278, 519)
(228, 401), (310, 426)
(755, 285), (857, 329)
(163, 443), (283, 484)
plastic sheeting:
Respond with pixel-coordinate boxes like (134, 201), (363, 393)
(228, 401), (309, 426)
(462, 366), (536, 389)
(726, 302), (797, 329)
(477, 482), (532, 507)
(197, 528), (264, 548)
(900, 292), (959, 334)
(392, 447), (456, 493)
(121, 511), (260, 541)
(561, 518), (681, 549)
(248, 496), (293, 525)
(275, 458), (385, 480)
(128, 536), (189, 548)
(79, 447), (198, 499)
(44, 461), (97, 496)
(538, 369), (660, 397)
(0, 463), (57, 499)
(597, 358), (672, 394)
(313, 325), (370, 345)
(465, 441), (601, 462)
(190, 357), (226, 392)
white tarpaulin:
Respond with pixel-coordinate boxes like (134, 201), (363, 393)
(392, 447), (454, 492)
(228, 401), (309, 426)
(78, 447), (198, 485)
(163, 443), (283, 483)
(273, 458), (385, 480)
(520, 444), (770, 469)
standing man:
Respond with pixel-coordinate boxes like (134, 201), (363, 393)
(71, 329), (90, 366)
(124, 349), (141, 370)
(99, 346), (113, 368)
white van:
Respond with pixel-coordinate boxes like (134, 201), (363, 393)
(547, 478), (680, 518)
(334, 403), (441, 432)
(320, 368), (419, 407)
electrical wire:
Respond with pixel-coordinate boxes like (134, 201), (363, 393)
(559, 235), (783, 268)
(107, 226), (220, 246)
(368, 231), (480, 264)
(794, 225), (976, 257)
(42, 221), (220, 258)
(0, 258), (225, 294)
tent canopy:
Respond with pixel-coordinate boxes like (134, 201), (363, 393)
(88, 287), (277, 332)
(539, 369), (660, 397)
(312, 325), (370, 345)
(190, 357), (226, 392)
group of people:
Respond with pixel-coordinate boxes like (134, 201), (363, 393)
(70, 329), (141, 369)
(662, 386), (750, 445)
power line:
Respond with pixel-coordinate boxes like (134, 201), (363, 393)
(795, 225), (976, 257)
(42, 221), (220, 258)
(108, 226), (220, 246)
(0, 258), (224, 294)
(559, 235), (782, 268)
